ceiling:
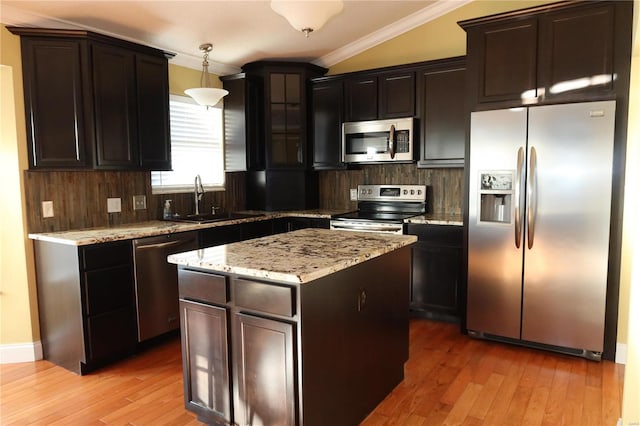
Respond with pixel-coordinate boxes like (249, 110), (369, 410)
(1, 0), (470, 75)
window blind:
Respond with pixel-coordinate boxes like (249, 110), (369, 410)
(151, 95), (224, 194)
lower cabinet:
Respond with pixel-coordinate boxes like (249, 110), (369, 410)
(34, 239), (137, 374)
(233, 313), (296, 426)
(406, 224), (463, 322)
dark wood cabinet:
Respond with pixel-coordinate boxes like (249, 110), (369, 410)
(136, 53), (172, 170)
(221, 73), (265, 171)
(233, 313), (296, 426)
(406, 224), (463, 322)
(9, 27), (174, 170)
(344, 71), (415, 122)
(33, 239), (137, 374)
(91, 43), (139, 169)
(18, 37), (91, 168)
(179, 299), (232, 425)
(310, 78), (345, 170)
(417, 57), (466, 168)
(460, 1), (632, 109)
(344, 75), (378, 121)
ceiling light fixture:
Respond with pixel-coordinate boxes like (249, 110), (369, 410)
(270, 0), (344, 38)
(184, 43), (229, 107)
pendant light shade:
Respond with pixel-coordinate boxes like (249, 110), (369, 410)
(270, 0), (344, 37)
(185, 43), (228, 107)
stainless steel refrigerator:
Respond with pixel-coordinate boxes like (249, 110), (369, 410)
(466, 100), (616, 360)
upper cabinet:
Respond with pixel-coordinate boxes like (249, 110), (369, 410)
(8, 28), (174, 171)
(310, 77), (344, 170)
(459, 1), (633, 110)
(344, 70), (415, 122)
(416, 57), (466, 168)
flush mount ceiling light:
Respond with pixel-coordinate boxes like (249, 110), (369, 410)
(184, 43), (229, 107)
(270, 0), (344, 37)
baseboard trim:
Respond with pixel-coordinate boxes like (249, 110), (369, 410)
(615, 342), (627, 364)
(0, 341), (43, 364)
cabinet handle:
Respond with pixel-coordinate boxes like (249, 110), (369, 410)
(388, 124), (396, 159)
(358, 287), (367, 312)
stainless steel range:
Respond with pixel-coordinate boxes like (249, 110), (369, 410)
(331, 184), (426, 234)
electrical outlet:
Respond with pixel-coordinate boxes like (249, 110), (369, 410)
(107, 197), (122, 213)
(133, 195), (147, 210)
(42, 201), (54, 218)
(350, 188), (358, 201)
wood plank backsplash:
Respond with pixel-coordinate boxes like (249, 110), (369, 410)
(24, 165), (462, 233)
(24, 171), (246, 233)
(318, 165), (463, 213)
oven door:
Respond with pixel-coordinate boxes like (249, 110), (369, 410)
(330, 219), (404, 235)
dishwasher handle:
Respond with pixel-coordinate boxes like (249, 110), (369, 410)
(134, 238), (193, 251)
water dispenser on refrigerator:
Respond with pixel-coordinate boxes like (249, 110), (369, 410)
(478, 171), (513, 224)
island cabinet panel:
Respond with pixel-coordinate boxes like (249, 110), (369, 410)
(233, 313), (296, 426)
(175, 242), (411, 426)
(33, 239), (137, 375)
(179, 300), (231, 426)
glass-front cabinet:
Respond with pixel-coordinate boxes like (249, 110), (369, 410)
(269, 73), (303, 167)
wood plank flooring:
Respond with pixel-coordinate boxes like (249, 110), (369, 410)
(0, 319), (624, 425)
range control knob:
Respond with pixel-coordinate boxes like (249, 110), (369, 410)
(410, 190), (415, 195)
(417, 189), (422, 195)
(403, 189), (408, 195)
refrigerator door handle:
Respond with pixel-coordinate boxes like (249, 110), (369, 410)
(515, 146), (525, 248)
(527, 146), (538, 249)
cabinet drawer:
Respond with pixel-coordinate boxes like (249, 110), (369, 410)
(82, 241), (132, 270)
(234, 279), (295, 317)
(179, 269), (228, 305)
(86, 307), (137, 363)
(406, 224), (462, 247)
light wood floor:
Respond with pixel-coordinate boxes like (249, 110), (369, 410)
(0, 319), (624, 425)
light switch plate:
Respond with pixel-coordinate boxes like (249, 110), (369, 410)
(350, 188), (358, 201)
(133, 195), (147, 210)
(42, 201), (54, 218)
(107, 197), (122, 213)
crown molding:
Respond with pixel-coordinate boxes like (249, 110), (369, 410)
(1, 4), (241, 75)
(313, 0), (472, 69)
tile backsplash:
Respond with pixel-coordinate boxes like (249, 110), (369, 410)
(24, 164), (463, 233)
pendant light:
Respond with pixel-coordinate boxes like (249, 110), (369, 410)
(184, 43), (229, 107)
(270, 0), (344, 37)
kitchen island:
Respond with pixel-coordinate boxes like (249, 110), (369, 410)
(167, 228), (417, 426)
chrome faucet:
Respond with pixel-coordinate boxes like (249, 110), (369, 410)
(194, 174), (204, 215)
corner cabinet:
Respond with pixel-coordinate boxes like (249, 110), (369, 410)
(223, 61), (327, 211)
(459, 1), (633, 110)
(8, 27), (174, 170)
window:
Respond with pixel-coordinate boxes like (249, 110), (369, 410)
(151, 95), (224, 194)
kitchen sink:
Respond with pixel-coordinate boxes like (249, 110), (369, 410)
(168, 212), (265, 224)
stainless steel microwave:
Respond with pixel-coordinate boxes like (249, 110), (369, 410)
(342, 117), (415, 164)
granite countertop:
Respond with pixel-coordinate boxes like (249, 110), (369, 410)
(405, 213), (463, 226)
(27, 210), (346, 246)
(167, 228), (417, 284)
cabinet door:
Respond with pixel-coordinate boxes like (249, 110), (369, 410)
(411, 243), (461, 319)
(20, 38), (90, 168)
(179, 300), (232, 425)
(136, 53), (171, 170)
(233, 313), (296, 426)
(269, 73), (304, 168)
(311, 79), (345, 170)
(538, 3), (615, 102)
(91, 43), (139, 168)
(345, 76), (377, 121)
(85, 307), (136, 366)
(468, 18), (538, 105)
(378, 71), (415, 118)
(418, 62), (466, 167)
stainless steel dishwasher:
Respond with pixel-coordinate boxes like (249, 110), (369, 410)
(133, 231), (199, 342)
